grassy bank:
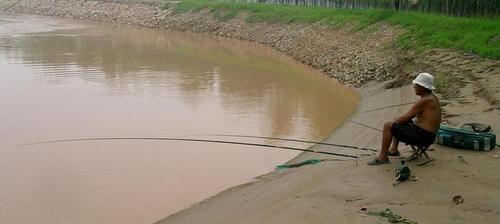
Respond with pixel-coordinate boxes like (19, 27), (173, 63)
(171, 0), (500, 59)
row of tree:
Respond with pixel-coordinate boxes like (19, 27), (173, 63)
(224, 0), (499, 17)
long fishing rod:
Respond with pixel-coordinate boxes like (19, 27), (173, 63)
(328, 101), (419, 132)
(199, 134), (378, 152)
(19, 137), (364, 159)
(358, 101), (417, 113)
(335, 118), (382, 132)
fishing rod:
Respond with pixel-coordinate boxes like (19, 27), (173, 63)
(327, 101), (419, 132)
(334, 117), (382, 132)
(19, 137), (365, 159)
(358, 101), (417, 113)
(198, 134), (378, 152)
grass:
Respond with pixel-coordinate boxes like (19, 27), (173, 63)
(433, 73), (451, 93)
(171, 0), (500, 59)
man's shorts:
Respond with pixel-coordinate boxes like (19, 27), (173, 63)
(391, 121), (436, 147)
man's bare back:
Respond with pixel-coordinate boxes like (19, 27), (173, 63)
(393, 92), (442, 134)
(414, 94), (441, 133)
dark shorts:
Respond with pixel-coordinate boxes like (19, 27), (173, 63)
(391, 122), (436, 147)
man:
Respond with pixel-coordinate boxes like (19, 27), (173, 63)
(368, 73), (441, 165)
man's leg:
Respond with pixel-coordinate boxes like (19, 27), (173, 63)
(378, 121), (394, 161)
(389, 137), (399, 154)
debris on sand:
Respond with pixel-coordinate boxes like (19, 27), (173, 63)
(453, 195), (464, 205)
(368, 208), (417, 224)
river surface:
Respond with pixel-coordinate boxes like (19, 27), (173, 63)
(0, 13), (358, 224)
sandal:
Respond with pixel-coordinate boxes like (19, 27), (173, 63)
(367, 158), (390, 166)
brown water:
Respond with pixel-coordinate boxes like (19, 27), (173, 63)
(0, 14), (358, 224)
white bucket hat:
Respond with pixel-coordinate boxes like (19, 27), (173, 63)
(412, 72), (435, 90)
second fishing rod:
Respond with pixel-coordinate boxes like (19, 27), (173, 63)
(20, 137), (368, 159)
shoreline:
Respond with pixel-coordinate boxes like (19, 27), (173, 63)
(2, 0), (499, 223)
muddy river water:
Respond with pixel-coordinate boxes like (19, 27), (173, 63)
(0, 13), (358, 224)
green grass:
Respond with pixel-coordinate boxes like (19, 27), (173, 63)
(172, 0), (500, 59)
(433, 73), (451, 93)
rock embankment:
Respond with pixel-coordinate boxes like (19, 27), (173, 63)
(3, 0), (499, 120)
(3, 0), (402, 87)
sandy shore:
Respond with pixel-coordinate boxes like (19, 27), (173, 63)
(158, 83), (500, 224)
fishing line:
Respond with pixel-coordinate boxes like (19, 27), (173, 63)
(19, 137), (367, 159)
(198, 134), (378, 152)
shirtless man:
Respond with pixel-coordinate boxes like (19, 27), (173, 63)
(368, 73), (442, 165)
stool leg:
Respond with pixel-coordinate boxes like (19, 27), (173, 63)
(422, 151), (430, 159)
(418, 157), (435, 166)
(417, 147), (434, 166)
(406, 145), (419, 162)
(407, 145), (435, 165)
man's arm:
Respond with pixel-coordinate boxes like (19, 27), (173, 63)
(394, 99), (426, 123)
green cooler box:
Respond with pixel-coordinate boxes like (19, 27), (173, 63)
(437, 125), (496, 151)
